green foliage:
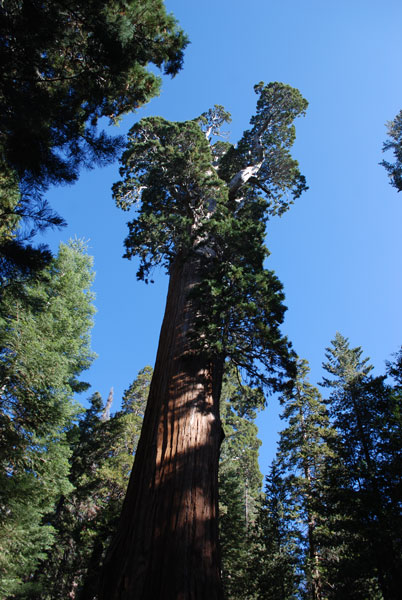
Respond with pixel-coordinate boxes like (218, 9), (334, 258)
(218, 369), (263, 599)
(0, 241), (96, 598)
(320, 334), (402, 599)
(113, 82), (308, 390)
(249, 360), (335, 600)
(276, 359), (336, 599)
(252, 342), (402, 600)
(31, 368), (152, 600)
(0, 167), (22, 242)
(249, 462), (302, 600)
(381, 109), (402, 192)
(1, 0), (187, 194)
(219, 82), (308, 210)
(0, 0), (188, 286)
(324, 334), (402, 598)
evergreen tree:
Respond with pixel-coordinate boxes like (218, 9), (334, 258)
(321, 333), (402, 599)
(0, 1), (188, 297)
(0, 240), (96, 598)
(382, 349), (402, 521)
(275, 359), (335, 600)
(1, 0), (187, 205)
(99, 82), (308, 599)
(250, 359), (335, 600)
(249, 461), (301, 600)
(30, 367), (152, 600)
(218, 370), (263, 599)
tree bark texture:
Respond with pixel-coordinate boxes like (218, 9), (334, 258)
(99, 254), (225, 600)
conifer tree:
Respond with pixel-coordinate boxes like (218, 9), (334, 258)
(321, 333), (402, 600)
(381, 109), (402, 192)
(218, 370), (263, 599)
(382, 349), (402, 523)
(31, 367), (152, 600)
(249, 461), (301, 600)
(0, 0), (187, 226)
(0, 241), (96, 598)
(99, 82), (308, 599)
(275, 360), (334, 599)
(0, 1), (188, 300)
(250, 359), (336, 600)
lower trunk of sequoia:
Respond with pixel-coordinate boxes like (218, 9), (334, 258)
(98, 255), (225, 600)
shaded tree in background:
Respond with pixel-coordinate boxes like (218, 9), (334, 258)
(249, 460), (301, 600)
(0, 241), (96, 598)
(383, 348), (402, 524)
(247, 360), (334, 600)
(218, 369), (263, 600)
(31, 367), (151, 600)
(248, 340), (402, 600)
(99, 82), (307, 599)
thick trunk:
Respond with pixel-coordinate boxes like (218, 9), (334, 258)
(99, 254), (225, 600)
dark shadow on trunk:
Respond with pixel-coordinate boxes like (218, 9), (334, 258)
(99, 255), (225, 600)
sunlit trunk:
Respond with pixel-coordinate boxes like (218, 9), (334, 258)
(99, 253), (225, 600)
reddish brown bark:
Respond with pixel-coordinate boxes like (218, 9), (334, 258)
(99, 254), (225, 600)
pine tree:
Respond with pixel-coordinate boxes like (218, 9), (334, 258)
(382, 349), (402, 526)
(249, 461), (301, 600)
(321, 333), (402, 599)
(99, 82), (308, 599)
(30, 367), (152, 600)
(0, 1), (188, 300)
(218, 369), (263, 599)
(0, 241), (96, 598)
(1, 0), (187, 206)
(250, 359), (336, 600)
(274, 359), (336, 600)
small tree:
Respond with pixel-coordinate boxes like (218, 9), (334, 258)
(250, 461), (301, 600)
(276, 359), (336, 600)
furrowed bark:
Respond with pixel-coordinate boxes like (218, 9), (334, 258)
(99, 253), (225, 600)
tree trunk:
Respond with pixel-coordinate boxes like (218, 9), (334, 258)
(99, 253), (225, 600)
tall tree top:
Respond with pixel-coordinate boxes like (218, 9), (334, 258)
(113, 81), (308, 390)
(321, 332), (374, 389)
(114, 81), (308, 276)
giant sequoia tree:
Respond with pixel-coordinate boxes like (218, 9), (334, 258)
(99, 82), (308, 600)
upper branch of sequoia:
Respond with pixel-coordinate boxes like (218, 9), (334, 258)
(224, 82), (308, 210)
(112, 82), (308, 387)
(113, 82), (308, 272)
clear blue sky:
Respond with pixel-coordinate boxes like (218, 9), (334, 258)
(43, 0), (402, 473)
